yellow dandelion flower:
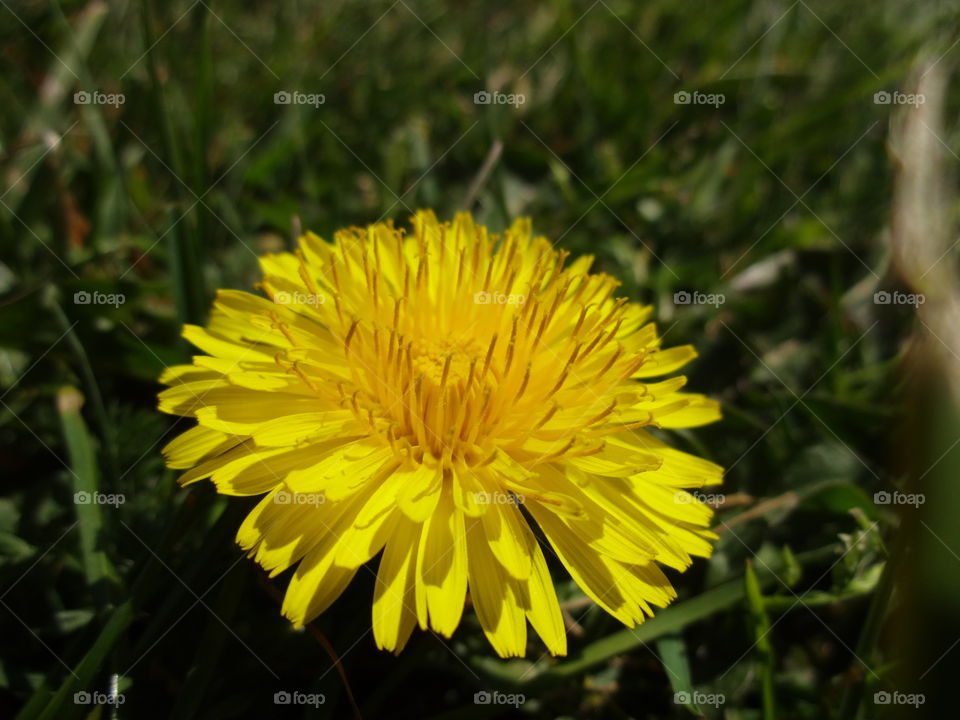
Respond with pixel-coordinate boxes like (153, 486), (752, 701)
(158, 211), (723, 657)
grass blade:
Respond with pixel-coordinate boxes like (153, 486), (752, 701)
(56, 386), (114, 601)
(656, 633), (700, 715)
(745, 559), (776, 720)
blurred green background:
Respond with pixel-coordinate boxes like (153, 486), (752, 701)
(2, 0), (959, 718)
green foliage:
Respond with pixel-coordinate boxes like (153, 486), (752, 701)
(0, 0), (954, 718)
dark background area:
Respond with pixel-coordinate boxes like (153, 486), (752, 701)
(1, 1), (959, 718)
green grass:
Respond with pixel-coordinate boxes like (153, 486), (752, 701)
(1, 0), (958, 718)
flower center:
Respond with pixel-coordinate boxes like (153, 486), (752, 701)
(408, 337), (483, 387)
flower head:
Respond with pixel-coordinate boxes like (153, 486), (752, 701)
(158, 211), (722, 657)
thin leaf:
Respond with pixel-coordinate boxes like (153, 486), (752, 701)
(656, 633), (700, 715)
